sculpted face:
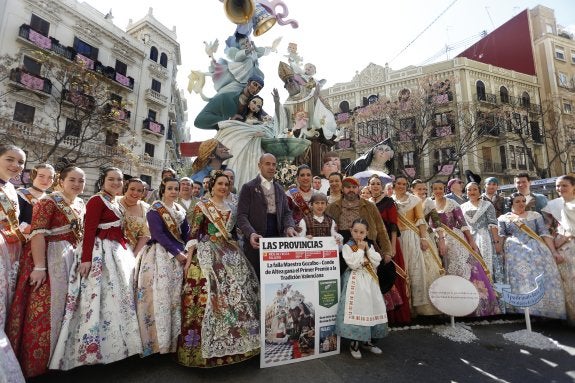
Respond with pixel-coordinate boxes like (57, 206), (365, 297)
(284, 76), (300, 97)
(214, 142), (232, 161)
(247, 80), (263, 96)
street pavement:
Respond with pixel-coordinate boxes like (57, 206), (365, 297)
(30, 317), (575, 383)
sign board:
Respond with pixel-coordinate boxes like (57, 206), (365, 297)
(260, 236), (340, 368)
(429, 275), (480, 317)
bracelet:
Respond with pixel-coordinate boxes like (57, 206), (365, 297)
(33, 267), (47, 271)
(420, 238), (428, 242)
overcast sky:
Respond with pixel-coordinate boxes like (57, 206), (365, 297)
(89, 0), (575, 143)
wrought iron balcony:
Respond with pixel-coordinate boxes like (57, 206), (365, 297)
(9, 68), (52, 95)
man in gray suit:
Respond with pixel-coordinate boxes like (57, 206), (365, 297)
(237, 153), (297, 277)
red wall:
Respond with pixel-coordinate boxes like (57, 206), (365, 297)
(456, 10), (535, 76)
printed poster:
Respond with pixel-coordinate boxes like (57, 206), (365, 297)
(260, 236), (340, 368)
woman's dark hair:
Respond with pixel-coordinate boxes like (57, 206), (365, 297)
(96, 167), (122, 191)
(30, 163), (55, 181)
(393, 175), (409, 186)
(123, 177), (145, 194)
(208, 170), (229, 194)
(368, 174), (382, 185)
(351, 217), (369, 230)
(296, 164), (311, 178)
(0, 144), (25, 157)
(242, 95), (264, 122)
(558, 175), (575, 186)
(58, 166), (84, 182)
(509, 192), (526, 205)
(328, 172), (343, 181)
(159, 177), (179, 199)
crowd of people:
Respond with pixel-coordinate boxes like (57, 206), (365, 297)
(0, 141), (574, 380)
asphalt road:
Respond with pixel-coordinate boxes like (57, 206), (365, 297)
(30, 317), (575, 383)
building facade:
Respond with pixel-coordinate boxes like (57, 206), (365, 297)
(0, 0), (188, 192)
(323, 57), (545, 185)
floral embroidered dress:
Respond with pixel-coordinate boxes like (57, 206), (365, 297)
(0, 181), (22, 328)
(120, 200), (150, 252)
(50, 192), (141, 370)
(177, 199), (260, 368)
(394, 194), (442, 316)
(430, 198), (500, 317)
(543, 198), (575, 324)
(135, 201), (189, 356)
(498, 211), (566, 319)
(7, 193), (84, 378)
(373, 196), (410, 324)
(336, 240), (388, 342)
(461, 200), (505, 286)
(0, 181), (25, 383)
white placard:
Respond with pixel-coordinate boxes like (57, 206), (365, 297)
(429, 275), (480, 317)
(260, 236), (340, 368)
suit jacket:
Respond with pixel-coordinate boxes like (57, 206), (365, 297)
(237, 175), (295, 241)
(326, 198), (392, 256)
(481, 193), (505, 218)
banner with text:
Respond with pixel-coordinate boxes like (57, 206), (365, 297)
(260, 236), (340, 368)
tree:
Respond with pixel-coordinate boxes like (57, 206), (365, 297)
(0, 49), (138, 171)
(350, 76), (490, 182)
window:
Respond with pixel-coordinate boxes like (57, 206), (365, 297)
(115, 60), (127, 76)
(526, 148), (533, 170)
(30, 14), (50, 36)
(476, 81), (486, 101)
(565, 101), (573, 114)
(151, 79), (161, 93)
(531, 121), (542, 142)
(23, 56), (41, 76)
(105, 130), (119, 146)
(110, 93), (122, 105)
(148, 109), (157, 121)
(517, 146), (527, 170)
(160, 53), (168, 68)
(434, 113), (450, 126)
(73, 37), (99, 60)
(144, 142), (155, 157)
(572, 51), (575, 64)
(558, 72), (569, 87)
(367, 95), (378, 104)
(500, 86), (509, 104)
(402, 152), (415, 166)
(398, 89), (410, 101)
(398, 118), (416, 141)
(13, 102), (35, 123)
(339, 101), (350, 113)
(150, 46), (158, 62)
(65, 119), (81, 137)
(509, 145), (516, 169)
(555, 46), (565, 61)
(520, 92), (530, 108)
(499, 146), (507, 170)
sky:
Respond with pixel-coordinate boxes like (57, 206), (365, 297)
(88, 0), (575, 144)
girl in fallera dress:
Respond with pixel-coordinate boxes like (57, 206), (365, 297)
(429, 181), (500, 317)
(135, 177), (189, 356)
(336, 218), (388, 360)
(16, 163), (55, 237)
(499, 192), (566, 319)
(0, 144), (26, 383)
(7, 166), (85, 378)
(286, 165), (316, 226)
(50, 167), (142, 370)
(119, 178), (150, 256)
(177, 171), (260, 368)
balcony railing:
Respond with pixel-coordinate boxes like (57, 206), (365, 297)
(138, 154), (165, 169)
(17, 24), (134, 90)
(9, 68), (52, 95)
(62, 89), (96, 110)
(478, 126), (501, 137)
(105, 104), (131, 123)
(482, 161), (504, 173)
(142, 119), (165, 136)
(476, 93), (497, 104)
(145, 89), (168, 106)
(431, 124), (454, 138)
(336, 138), (351, 150)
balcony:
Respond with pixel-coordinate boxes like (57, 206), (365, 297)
(431, 124), (455, 138)
(104, 104), (131, 124)
(62, 89), (96, 110)
(142, 119), (165, 137)
(9, 68), (52, 95)
(482, 161), (504, 174)
(478, 126), (500, 137)
(145, 89), (168, 107)
(476, 93), (497, 104)
(336, 138), (352, 150)
(138, 154), (165, 170)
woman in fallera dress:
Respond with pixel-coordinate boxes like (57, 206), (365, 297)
(119, 178), (150, 256)
(50, 167), (141, 370)
(0, 144), (26, 383)
(135, 177), (189, 356)
(178, 170), (260, 368)
(7, 166), (85, 378)
(16, 163), (55, 237)
(429, 181), (500, 317)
